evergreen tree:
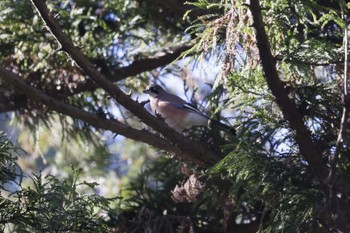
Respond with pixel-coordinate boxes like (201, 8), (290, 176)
(1, 0), (350, 232)
(0, 132), (114, 232)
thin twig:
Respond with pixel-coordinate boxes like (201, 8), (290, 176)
(329, 12), (349, 183)
(275, 56), (344, 66)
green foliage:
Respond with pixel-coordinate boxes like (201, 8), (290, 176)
(2, 0), (350, 232)
(184, 0), (348, 231)
(0, 132), (21, 191)
(110, 156), (232, 233)
(262, 0), (345, 70)
(111, 157), (187, 232)
(211, 142), (326, 232)
(0, 132), (115, 233)
(1, 173), (112, 233)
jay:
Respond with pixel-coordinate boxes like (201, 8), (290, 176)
(143, 84), (235, 134)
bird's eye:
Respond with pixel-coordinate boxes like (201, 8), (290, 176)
(151, 87), (158, 94)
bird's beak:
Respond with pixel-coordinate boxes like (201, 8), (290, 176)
(143, 86), (152, 94)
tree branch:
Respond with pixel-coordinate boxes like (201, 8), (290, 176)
(30, 0), (219, 166)
(248, 0), (329, 180)
(72, 45), (193, 95)
(330, 14), (349, 182)
(0, 66), (215, 167)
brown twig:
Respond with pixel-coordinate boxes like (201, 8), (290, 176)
(329, 11), (349, 183)
(325, 5), (350, 230)
(248, 0), (329, 180)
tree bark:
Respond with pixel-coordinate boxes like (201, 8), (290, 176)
(248, 0), (329, 180)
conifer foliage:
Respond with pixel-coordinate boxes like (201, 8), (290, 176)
(1, 0), (350, 232)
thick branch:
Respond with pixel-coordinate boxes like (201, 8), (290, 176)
(30, 0), (219, 166)
(0, 66), (214, 166)
(73, 45), (192, 94)
(249, 0), (329, 179)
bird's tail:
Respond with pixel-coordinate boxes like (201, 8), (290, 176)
(208, 119), (236, 135)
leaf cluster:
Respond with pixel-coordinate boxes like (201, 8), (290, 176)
(211, 142), (329, 232)
(0, 132), (115, 233)
(0, 132), (22, 191)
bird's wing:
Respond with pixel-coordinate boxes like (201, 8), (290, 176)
(180, 103), (208, 118)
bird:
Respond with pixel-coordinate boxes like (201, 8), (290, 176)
(143, 84), (235, 134)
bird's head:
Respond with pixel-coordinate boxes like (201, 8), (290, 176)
(143, 84), (165, 97)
